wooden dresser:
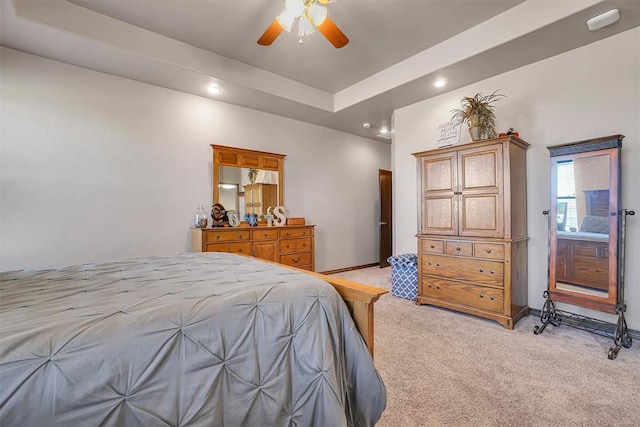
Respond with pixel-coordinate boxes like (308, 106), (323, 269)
(413, 136), (529, 329)
(192, 225), (315, 271)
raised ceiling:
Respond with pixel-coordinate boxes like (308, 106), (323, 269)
(1, 0), (639, 142)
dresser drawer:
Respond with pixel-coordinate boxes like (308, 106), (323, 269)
(422, 254), (504, 286)
(204, 230), (250, 243)
(280, 252), (312, 268)
(205, 243), (229, 252)
(279, 237), (311, 254)
(251, 229), (279, 240)
(422, 276), (504, 313)
(421, 239), (444, 254)
(228, 242), (251, 255)
(445, 241), (473, 257)
(474, 243), (505, 260)
(279, 227), (312, 239)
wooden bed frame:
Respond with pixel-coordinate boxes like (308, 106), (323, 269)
(306, 270), (388, 357)
(260, 259), (388, 357)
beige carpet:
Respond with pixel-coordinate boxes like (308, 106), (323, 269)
(333, 267), (640, 427)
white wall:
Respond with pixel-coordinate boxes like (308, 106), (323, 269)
(0, 47), (391, 272)
(392, 28), (640, 329)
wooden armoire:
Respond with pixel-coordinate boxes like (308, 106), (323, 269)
(244, 183), (277, 218)
(413, 136), (529, 329)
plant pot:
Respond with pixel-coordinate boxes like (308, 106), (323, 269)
(469, 126), (482, 141)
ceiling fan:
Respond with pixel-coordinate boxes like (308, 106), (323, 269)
(257, 0), (349, 48)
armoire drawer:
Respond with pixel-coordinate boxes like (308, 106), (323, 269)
(474, 243), (505, 260)
(422, 254), (504, 286)
(421, 239), (444, 254)
(444, 241), (473, 257)
(421, 276), (504, 313)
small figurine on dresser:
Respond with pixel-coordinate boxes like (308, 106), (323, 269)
(211, 203), (225, 227)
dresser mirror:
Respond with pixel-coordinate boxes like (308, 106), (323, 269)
(547, 136), (621, 313)
(211, 145), (285, 219)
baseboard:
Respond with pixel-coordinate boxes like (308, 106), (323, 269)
(319, 263), (380, 275)
(529, 308), (640, 341)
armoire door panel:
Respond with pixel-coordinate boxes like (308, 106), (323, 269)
(459, 145), (502, 191)
(460, 194), (503, 237)
(424, 196), (457, 235)
(423, 154), (456, 193)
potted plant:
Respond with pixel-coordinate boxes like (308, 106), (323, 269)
(451, 90), (505, 141)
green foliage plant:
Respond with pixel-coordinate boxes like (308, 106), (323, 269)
(450, 90), (505, 139)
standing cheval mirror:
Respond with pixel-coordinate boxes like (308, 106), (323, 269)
(534, 134), (635, 359)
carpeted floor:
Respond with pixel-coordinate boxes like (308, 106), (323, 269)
(333, 267), (640, 427)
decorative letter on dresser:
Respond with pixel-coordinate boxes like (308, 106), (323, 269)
(413, 136), (530, 329)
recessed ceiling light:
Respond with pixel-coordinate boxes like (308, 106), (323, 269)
(362, 122), (371, 129)
(207, 84), (221, 95)
(434, 78), (447, 88)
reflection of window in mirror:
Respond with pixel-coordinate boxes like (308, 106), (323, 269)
(556, 161), (578, 231)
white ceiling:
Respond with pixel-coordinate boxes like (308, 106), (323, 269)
(2, 0), (639, 142)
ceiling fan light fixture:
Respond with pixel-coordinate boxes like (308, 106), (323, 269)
(276, 10), (295, 32)
(298, 17), (315, 36)
(308, 4), (327, 26)
(284, 0), (305, 18)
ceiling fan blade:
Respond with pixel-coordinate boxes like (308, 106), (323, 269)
(257, 19), (284, 46)
(316, 16), (349, 48)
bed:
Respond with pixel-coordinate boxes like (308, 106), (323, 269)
(0, 252), (387, 426)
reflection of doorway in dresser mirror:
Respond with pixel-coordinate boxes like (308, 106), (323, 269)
(535, 134), (635, 359)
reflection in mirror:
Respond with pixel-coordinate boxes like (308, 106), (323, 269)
(218, 166), (279, 219)
(211, 145), (285, 221)
(555, 155), (610, 298)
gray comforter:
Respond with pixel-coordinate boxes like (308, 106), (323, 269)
(0, 253), (386, 426)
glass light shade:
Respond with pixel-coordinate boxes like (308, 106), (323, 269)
(298, 18), (315, 36)
(284, 0), (304, 17)
(276, 10), (295, 32)
(308, 4), (327, 26)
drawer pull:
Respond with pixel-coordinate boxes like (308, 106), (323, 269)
(456, 247), (461, 251)
(490, 270), (495, 274)
(292, 257), (300, 263)
(479, 269), (484, 273)
(485, 249), (492, 253)
(436, 263), (440, 267)
(238, 249), (243, 253)
(263, 233), (267, 237)
(286, 233), (290, 237)
(490, 296), (495, 301)
(479, 294), (484, 298)
(430, 244), (435, 249)
(436, 286), (440, 290)
(428, 262), (432, 266)
(215, 235), (220, 240)
(301, 243), (306, 247)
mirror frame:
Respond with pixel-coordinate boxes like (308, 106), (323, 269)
(211, 145), (286, 209)
(547, 135), (623, 313)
